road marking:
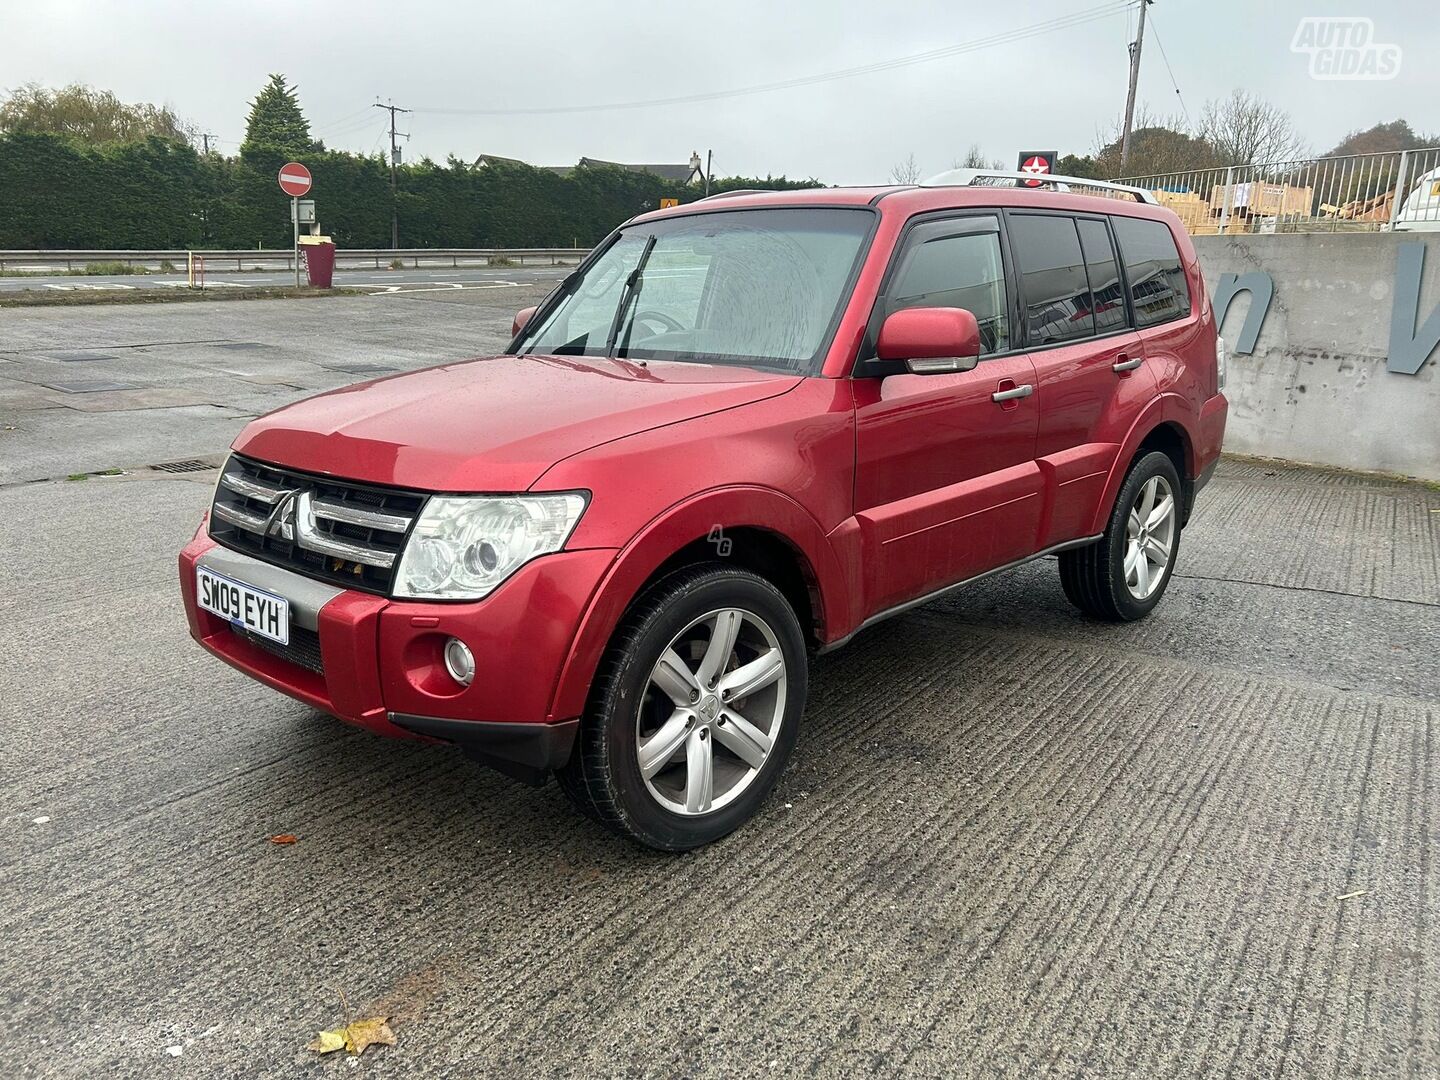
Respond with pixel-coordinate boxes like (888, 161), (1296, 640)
(42, 282), (138, 291)
(352, 281), (525, 295)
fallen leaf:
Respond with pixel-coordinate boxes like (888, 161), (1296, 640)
(307, 1029), (346, 1054)
(343, 1017), (397, 1055)
(306, 1017), (396, 1057)
(269, 834), (298, 845)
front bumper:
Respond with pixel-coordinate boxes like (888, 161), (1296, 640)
(179, 529), (615, 783)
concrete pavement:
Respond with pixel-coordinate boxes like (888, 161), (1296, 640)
(1, 293), (1437, 1078)
(0, 281), (558, 485)
(0, 264), (569, 294)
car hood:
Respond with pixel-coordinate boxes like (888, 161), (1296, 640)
(234, 354), (803, 491)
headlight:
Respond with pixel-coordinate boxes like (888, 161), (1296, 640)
(394, 492), (588, 600)
(1215, 334), (1227, 390)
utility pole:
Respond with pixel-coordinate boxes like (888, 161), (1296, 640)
(373, 101), (411, 249)
(705, 149), (713, 197)
(200, 133), (216, 155)
(1119, 0), (1150, 174)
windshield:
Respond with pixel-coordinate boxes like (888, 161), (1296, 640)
(515, 207), (872, 374)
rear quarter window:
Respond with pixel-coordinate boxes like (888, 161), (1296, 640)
(1111, 216), (1190, 328)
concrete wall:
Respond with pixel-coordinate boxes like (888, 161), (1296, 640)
(1191, 232), (1439, 480)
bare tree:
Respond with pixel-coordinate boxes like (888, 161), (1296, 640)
(953, 143), (1004, 170)
(1198, 90), (1309, 166)
(889, 152), (921, 185)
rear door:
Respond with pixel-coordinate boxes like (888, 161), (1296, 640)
(1110, 213), (1200, 397)
(1005, 211), (1151, 548)
(852, 212), (1042, 615)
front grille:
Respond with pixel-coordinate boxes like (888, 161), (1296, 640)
(233, 624), (325, 675)
(209, 453), (426, 594)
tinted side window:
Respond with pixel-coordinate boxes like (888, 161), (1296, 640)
(1112, 215), (1190, 327)
(1008, 214), (1094, 345)
(887, 224), (1010, 355)
(1076, 218), (1127, 334)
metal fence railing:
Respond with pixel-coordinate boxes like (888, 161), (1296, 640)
(1116, 147), (1440, 235)
(0, 248), (590, 272)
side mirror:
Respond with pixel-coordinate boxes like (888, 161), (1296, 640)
(512, 306), (538, 337)
(875, 307), (982, 374)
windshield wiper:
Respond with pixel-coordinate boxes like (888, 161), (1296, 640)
(604, 234), (657, 358)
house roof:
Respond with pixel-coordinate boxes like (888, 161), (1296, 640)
(578, 157), (697, 181)
(473, 154), (700, 181)
(472, 153), (529, 168)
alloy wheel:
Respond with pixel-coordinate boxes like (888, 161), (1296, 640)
(636, 607), (787, 815)
(1124, 474), (1176, 600)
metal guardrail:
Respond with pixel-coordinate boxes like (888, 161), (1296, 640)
(1116, 147), (1440, 236)
(0, 248), (590, 272)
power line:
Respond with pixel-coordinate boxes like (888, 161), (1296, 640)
(313, 104), (378, 134)
(323, 114), (389, 144)
(411, 2), (1131, 117)
(1145, 8), (1192, 128)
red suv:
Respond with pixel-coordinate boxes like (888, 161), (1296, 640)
(180, 174), (1227, 850)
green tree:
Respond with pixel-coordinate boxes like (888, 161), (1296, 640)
(0, 82), (193, 144)
(1096, 125), (1221, 179)
(240, 74), (315, 161)
(1055, 153), (1101, 179)
(1323, 120), (1439, 157)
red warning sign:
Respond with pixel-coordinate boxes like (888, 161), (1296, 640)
(1018, 153), (1054, 188)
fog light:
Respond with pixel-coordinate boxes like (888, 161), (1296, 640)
(443, 637), (475, 687)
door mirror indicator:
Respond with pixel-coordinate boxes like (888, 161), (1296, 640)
(875, 307), (982, 375)
(512, 306), (538, 337)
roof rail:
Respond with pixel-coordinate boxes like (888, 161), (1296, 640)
(697, 188), (770, 201)
(918, 169), (1158, 205)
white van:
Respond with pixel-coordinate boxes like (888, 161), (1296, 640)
(1394, 166), (1440, 232)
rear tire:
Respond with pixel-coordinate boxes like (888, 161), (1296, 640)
(1059, 450), (1182, 621)
(557, 564), (807, 851)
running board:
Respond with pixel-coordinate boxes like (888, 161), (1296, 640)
(817, 534), (1102, 654)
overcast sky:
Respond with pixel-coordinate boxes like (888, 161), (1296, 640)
(3, 1), (1435, 183)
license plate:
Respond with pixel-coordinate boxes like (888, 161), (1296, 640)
(196, 567), (290, 645)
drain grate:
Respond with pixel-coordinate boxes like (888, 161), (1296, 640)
(150, 459), (217, 474)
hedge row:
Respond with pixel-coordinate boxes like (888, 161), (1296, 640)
(0, 132), (818, 249)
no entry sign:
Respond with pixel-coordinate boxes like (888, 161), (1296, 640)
(1016, 151), (1057, 188)
(278, 162), (312, 197)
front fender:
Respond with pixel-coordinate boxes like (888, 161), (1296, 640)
(548, 486), (850, 723)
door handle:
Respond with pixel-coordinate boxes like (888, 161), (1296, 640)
(1112, 356), (1143, 372)
(991, 383), (1034, 402)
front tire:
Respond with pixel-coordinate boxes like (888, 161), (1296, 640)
(1059, 450), (1182, 621)
(558, 564), (807, 851)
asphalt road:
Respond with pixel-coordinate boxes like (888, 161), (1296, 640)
(2, 292), (1437, 1078)
(0, 264), (570, 293)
